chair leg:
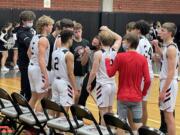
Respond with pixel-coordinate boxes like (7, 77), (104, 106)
(15, 125), (25, 135)
(14, 124), (23, 134)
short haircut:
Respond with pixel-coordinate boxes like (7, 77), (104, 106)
(60, 30), (74, 44)
(135, 20), (150, 35)
(74, 22), (83, 30)
(60, 18), (74, 30)
(19, 10), (36, 22)
(36, 15), (54, 34)
(98, 30), (114, 46)
(54, 20), (61, 30)
(162, 22), (177, 37)
(123, 33), (139, 49)
(126, 21), (136, 31)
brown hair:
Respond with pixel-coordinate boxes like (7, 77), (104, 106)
(36, 15), (54, 34)
(162, 22), (177, 37)
(19, 10), (36, 22)
(123, 33), (139, 49)
(74, 22), (83, 30)
(98, 30), (114, 46)
(126, 21), (136, 31)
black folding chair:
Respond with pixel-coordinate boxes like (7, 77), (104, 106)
(104, 113), (133, 135)
(11, 92), (47, 135)
(0, 88), (18, 129)
(138, 126), (165, 135)
(41, 98), (81, 135)
(70, 105), (110, 135)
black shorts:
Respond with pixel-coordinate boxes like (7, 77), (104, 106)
(0, 44), (8, 52)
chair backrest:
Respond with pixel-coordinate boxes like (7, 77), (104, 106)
(41, 98), (68, 119)
(11, 92), (41, 123)
(138, 126), (165, 135)
(0, 88), (14, 108)
(70, 105), (103, 135)
(104, 113), (134, 135)
(41, 98), (76, 133)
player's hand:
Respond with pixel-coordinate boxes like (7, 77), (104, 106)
(86, 85), (92, 93)
(151, 39), (159, 47)
(159, 91), (166, 102)
(84, 46), (90, 54)
(100, 26), (109, 31)
(42, 74), (49, 89)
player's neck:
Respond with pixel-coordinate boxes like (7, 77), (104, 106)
(128, 48), (136, 52)
(41, 31), (48, 37)
(61, 43), (69, 49)
(102, 45), (110, 50)
(164, 37), (174, 45)
(74, 37), (82, 42)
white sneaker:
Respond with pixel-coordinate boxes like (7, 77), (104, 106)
(1, 66), (9, 72)
(13, 65), (19, 70)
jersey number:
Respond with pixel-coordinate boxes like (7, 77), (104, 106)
(54, 57), (59, 70)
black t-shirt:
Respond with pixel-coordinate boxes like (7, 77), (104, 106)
(47, 34), (56, 71)
(118, 45), (125, 53)
(70, 39), (89, 76)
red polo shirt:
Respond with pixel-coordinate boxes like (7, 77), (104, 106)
(105, 51), (151, 102)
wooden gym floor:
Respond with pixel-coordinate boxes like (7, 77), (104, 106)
(0, 70), (180, 134)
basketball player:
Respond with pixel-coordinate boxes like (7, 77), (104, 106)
(51, 30), (78, 113)
(87, 26), (121, 125)
(153, 22), (179, 135)
(134, 20), (153, 126)
(28, 15), (54, 112)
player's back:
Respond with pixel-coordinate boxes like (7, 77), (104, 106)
(137, 36), (153, 78)
(96, 48), (116, 85)
(29, 34), (50, 66)
(52, 47), (70, 83)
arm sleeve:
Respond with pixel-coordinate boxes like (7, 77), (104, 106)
(18, 32), (32, 48)
(142, 58), (151, 96)
(105, 55), (119, 77)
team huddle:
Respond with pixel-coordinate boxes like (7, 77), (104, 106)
(9, 10), (179, 135)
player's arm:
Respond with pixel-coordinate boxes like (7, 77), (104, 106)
(0, 32), (8, 43)
(159, 46), (177, 101)
(81, 46), (90, 66)
(100, 26), (122, 51)
(38, 37), (49, 89)
(27, 47), (32, 59)
(87, 51), (101, 92)
(105, 55), (119, 77)
(142, 58), (151, 96)
(54, 37), (61, 49)
(151, 39), (163, 57)
(18, 31), (32, 48)
(66, 52), (78, 91)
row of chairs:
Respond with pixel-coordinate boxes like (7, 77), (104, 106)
(0, 88), (165, 135)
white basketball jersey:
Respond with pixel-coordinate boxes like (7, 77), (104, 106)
(160, 43), (179, 80)
(136, 36), (154, 78)
(96, 48), (117, 85)
(29, 34), (50, 66)
(52, 47), (70, 83)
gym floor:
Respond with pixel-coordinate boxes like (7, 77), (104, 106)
(0, 70), (180, 134)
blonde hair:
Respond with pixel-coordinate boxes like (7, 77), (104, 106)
(98, 30), (114, 46)
(36, 15), (54, 34)
(162, 22), (177, 37)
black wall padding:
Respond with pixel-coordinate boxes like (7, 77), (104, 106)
(0, 8), (180, 65)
